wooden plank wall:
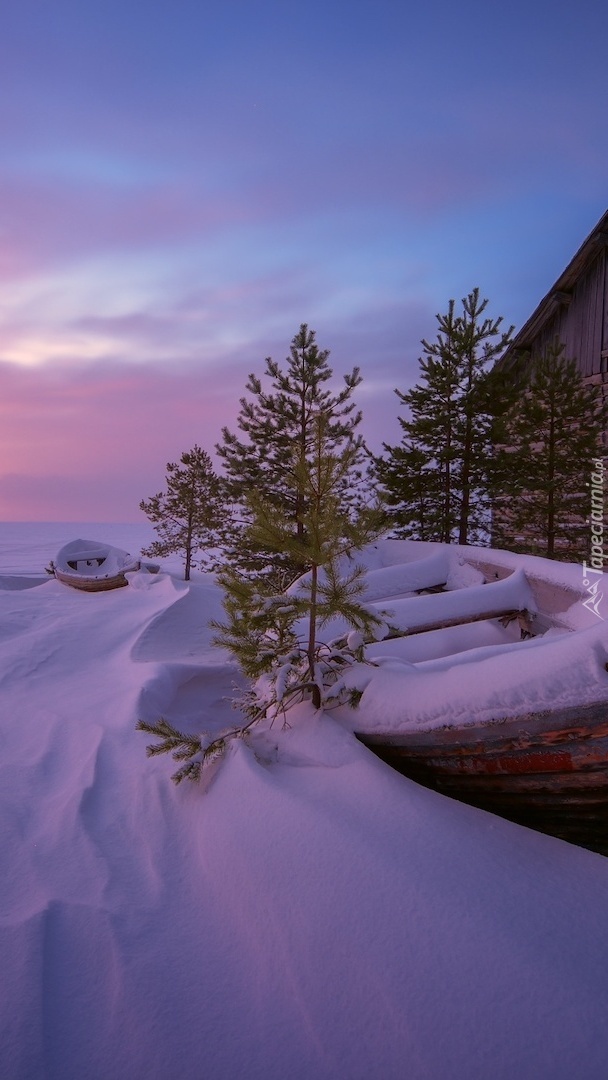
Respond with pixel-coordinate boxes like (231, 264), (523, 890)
(527, 247), (607, 377)
(570, 254), (605, 375)
(604, 250), (608, 361)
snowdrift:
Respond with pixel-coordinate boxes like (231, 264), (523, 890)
(2, 527), (608, 1080)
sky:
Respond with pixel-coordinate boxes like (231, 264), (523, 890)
(0, 0), (607, 522)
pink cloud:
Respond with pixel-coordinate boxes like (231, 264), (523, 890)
(0, 293), (425, 522)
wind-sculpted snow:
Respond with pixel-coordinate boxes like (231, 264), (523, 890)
(130, 576), (227, 661)
(2, 530), (608, 1079)
(137, 661), (245, 732)
(0, 574), (48, 591)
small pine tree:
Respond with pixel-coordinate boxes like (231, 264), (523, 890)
(213, 411), (384, 719)
(216, 324), (367, 588)
(492, 340), (607, 560)
(378, 290), (513, 544)
(140, 445), (228, 580)
(140, 416), (384, 785)
(136, 719), (228, 784)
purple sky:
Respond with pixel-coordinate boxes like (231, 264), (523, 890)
(1, 0), (607, 521)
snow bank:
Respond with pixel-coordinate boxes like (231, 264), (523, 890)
(3, 528), (608, 1079)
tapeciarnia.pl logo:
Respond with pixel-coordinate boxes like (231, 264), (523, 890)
(582, 458), (605, 619)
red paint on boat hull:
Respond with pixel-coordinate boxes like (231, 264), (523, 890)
(357, 704), (608, 855)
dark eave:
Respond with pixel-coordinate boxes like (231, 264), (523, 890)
(500, 209), (608, 366)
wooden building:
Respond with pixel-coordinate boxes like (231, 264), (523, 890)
(494, 210), (608, 559)
(500, 209), (608, 401)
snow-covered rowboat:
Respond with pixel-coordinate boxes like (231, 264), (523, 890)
(53, 539), (142, 592)
(352, 547), (608, 855)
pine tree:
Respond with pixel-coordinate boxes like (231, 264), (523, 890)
(213, 411), (384, 719)
(492, 340), (607, 560)
(136, 718), (227, 785)
(453, 290), (515, 544)
(377, 290), (513, 544)
(374, 442), (441, 540)
(216, 324), (366, 588)
(140, 445), (228, 580)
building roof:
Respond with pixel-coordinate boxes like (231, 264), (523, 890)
(501, 209), (608, 364)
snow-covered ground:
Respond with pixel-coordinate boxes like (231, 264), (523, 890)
(2, 524), (608, 1080)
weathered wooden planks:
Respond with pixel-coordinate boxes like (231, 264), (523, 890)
(357, 702), (608, 855)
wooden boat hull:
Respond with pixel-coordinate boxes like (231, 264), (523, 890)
(54, 567), (137, 592)
(357, 701), (608, 855)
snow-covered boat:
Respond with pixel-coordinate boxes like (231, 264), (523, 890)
(351, 544), (608, 855)
(53, 539), (142, 592)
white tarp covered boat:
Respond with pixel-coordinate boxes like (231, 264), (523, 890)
(53, 539), (142, 592)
